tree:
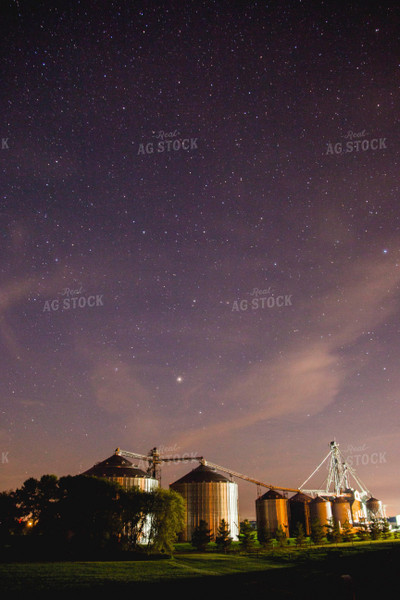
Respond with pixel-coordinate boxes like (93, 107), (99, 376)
(275, 524), (288, 548)
(381, 519), (391, 539)
(55, 475), (124, 550)
(369, 518), (381, 540)
(258, 527), (274, 550)
(15, 475), (59, 531)
(239, 519), (256, 551)
(2, 471), (192, 557)
(215, 519), (232, 552)
(325, 519), (342, 543)
(191, 519), (212, 551)
(0, 491), (22, 541)
(341, 520), (354, 543)
(2, 474), (187, 557)
(294, 522), (306, 547)
(11, 474), (125, 553)
(310, 519), (325, 545)
(147, 488), (185, 554)
(356, 521), (370, 541)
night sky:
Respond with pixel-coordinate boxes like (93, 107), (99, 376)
(1, 1), (400, 519)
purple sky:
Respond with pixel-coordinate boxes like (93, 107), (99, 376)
(1, 1), (399, 519)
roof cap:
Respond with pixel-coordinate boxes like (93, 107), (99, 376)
(171, 464), (231, 484)
(82, 453), (150, 478)
(258, 489), (285, 500)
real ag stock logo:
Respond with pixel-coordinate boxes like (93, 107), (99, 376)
(341, 443), (387, 467)
(42, 285), (104, 312)
(325, 129), (387, 156)
(231, 287), (293, 312)
(137, 129), (198, 155)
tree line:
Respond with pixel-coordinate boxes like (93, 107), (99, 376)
(2, 475), (395, 558)
(0, 474), (185, 557)
(260, 517), (395, 549)
(190, 517), (396, 553)
(191, 518), (256, 552)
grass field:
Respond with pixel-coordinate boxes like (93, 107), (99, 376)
(1, 540), (399, 598)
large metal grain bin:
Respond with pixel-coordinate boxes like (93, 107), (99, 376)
(289, 492), (312, 535)
(256, 489), (289, 539)
(170, 464), (239, 542)
(83, 452), (159, 492)
(366, 497), (383, 519)
(309, 496), (332, 528)
(350, 497), (365, 524)
(83, 452), (159, 543)
(332, 496), (352, 527)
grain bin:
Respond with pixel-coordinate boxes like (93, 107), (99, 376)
(309, 496), (332, 528)
(289, 492), (312, 535)
(170, 464), (239, 542)
(350, 497), (365, 524)
(83, 451), (158, 492)
(83, 451), (159, 543)
(256, 489), (289, 539)
(366, 497), (383, 519)
(332, 496), (352, 527)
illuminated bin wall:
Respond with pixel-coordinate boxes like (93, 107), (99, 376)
(350, 491), (367, 525)
(170, 464), (239, 542)
(256, 489), (289, 539)
(309, 496), (333, 528)
(332, 496), (353, 527)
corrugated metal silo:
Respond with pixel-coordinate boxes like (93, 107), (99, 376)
(170, 464), (239, 542)
(332, 496), (352, 527)
(366, 497), (383, 519)
(83, 452), (159, 492)
(289, 492), (312, 535)
(256, 489), (289, 539)
(350, 498), (364, 524)
(83, 452), (159, 543)
(309, 496), (332, 527)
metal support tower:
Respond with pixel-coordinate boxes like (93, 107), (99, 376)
(300, 440), (371, 498)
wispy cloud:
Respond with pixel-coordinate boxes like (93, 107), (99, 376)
(172, 256), (400, 447)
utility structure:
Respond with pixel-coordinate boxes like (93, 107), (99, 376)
(298, 440), (385, 526)
(299, 440), (371, 499)
(95, 440), (385, 540)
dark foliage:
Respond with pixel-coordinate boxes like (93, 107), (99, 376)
(191, 520), (213, 551)
(0, 474), (184, 558)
